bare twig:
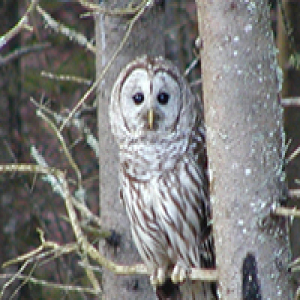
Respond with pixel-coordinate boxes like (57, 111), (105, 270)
(278, 0), (296, 55)
(289, 256), (300, 270)
(30, 96), (99, 165)
(1, 232), (97, 296)
(0, 273), (98, 295)
(184, 57), (199, 77)
(286, 145), (300, 164)
(0, 164), (101, 293)
(41, 71), (92, 86)
(0, 163), (218, 283)
(273, 206), (300, 218)
(281, 97), (300, 106)
(0, 43), (50, 66)
(0, 0), (38, 49)
(36, 5), (95, 53)
(289, 189), (300, 199)
(78, 0), (150, 16)
(34, 106), (82, 187)
(30, 145), (101, 227)
(59, 0), (153, 131)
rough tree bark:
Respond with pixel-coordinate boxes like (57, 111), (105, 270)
(196, 1), (293, 299)
(277, 0), (300, 274)
(95, 2), (165, 299)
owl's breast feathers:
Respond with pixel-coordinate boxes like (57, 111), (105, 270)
(119, 130), (213, 259)
(119, 130), (201, 180)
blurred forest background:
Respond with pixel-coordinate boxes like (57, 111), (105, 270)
(0, 0), (300, 299)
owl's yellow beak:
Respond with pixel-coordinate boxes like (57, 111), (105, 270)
(147, 108), (154, 130)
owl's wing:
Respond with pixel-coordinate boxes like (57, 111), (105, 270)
(154, 154), (212, 268)
(154, 153), (217, 299)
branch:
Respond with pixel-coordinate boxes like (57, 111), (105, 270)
(0, 163), (218, 283)
(59, 0), (154, 131)
(78, 0), (150, 16)
(33, 105), (82, 187)
(273, 206), (300, 218)
(1, 231), (98, 296)
(30, 96), (99, 158)
(0, 43), (50, 66)
(41, 71), (92, 86)
(0, 273), (98, 295)
(0, 0), (38, 50)
(278, 0), (297, 58)
(286, 144), (300, 164)
(30, 145), (101, 228)
(288, 189), (300, 199)
(281, 97), (300, 106)
(36, 5), (95, 53)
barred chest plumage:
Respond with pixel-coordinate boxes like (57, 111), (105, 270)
(118, 136), (208, 271)
(119, 132), (190, 180)
(109, 56), (216, 299)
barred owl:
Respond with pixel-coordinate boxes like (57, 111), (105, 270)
(109, 56), (216, 299)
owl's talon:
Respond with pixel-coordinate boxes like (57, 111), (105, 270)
(171, 264), (188, 283)
(150, 268), (166, 286)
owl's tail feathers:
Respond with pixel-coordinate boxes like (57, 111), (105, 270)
(180, 280), (217, 300)
(156, 278), (182, 300)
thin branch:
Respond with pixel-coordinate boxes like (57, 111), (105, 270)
(0, 274), (98, 295)
(286, 144), (300, 164)
(2, 235), (97, 296)
(30, 145), (101, 228)
(8, 260), (39, 300)
(34, 106), (82, 187)
(30, 97), (99, 158)
(184, 57), (199, 77)
(273, 206), (300, 218)
(41, 71), (92, 86)
(1, 256), (32, 299)
(59, 0), (154, 131)
(281, 97), (300, 106)
(278, 0), (297, 58)
(0, 0), (38, 49)
(0, 164), (101, 293)
(289, 256), (300, 270)
(0, 43), (50, 66)
(36, 5), (95, 53)
(0, 163), (218, 283)
(3, 239), (77, 269)
(78, 0), (150, 16)
(289, 189), (300, 199)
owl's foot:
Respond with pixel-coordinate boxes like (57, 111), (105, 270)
(150, 267), (167, 286)
(171, 263), (188, 283)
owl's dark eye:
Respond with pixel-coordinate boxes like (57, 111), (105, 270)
(157, 92), (169, 105)
(132, 92), (144, 105)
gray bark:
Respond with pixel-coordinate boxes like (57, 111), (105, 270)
(96, 2), (165, 299)
(196, 0), (292, 299)
(278, 2), (300, 283)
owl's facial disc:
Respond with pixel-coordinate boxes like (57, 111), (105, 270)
(145, 91), (170, 130)
(120, 68), (181, 135)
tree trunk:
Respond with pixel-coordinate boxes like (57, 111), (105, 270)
(95, 2), (165, 299)
(196, 1), (292, 299)
(277, 1), (300, 281)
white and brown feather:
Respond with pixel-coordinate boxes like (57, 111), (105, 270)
(110, 56), (216, 299)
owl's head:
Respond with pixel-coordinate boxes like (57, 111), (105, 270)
(110, 56), (199, 144)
